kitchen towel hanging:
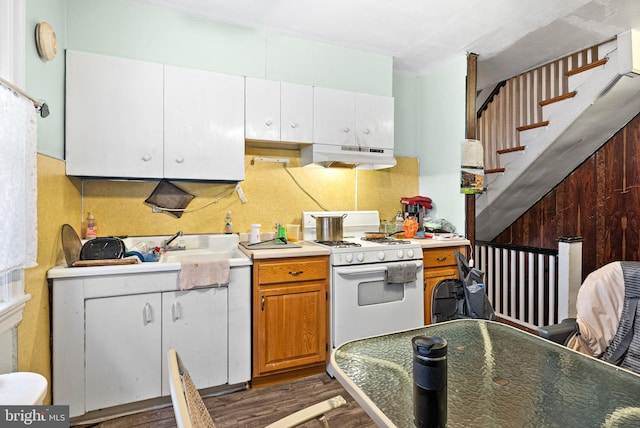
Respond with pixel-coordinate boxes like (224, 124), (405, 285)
(0, 84), (37, 275)
(386, 263), (418, 284)
(178, 258), (230, 290)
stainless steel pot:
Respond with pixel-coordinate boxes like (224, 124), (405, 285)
(312, 214), (347, 241)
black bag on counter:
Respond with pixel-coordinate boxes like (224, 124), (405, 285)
(80, 237), (125, 260)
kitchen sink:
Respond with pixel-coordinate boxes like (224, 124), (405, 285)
(160, 248), (240, 263)
(122, 234), (251, 267)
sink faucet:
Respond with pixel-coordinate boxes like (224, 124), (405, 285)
(163, 231), (184, 251)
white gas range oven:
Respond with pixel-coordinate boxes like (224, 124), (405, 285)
(302, 211), (424, 370)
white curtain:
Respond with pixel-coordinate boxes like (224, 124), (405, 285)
(0, 83), (37, 276)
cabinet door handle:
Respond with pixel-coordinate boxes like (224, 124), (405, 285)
(288, 271), (304, 276)
(436, 257), (447, 262)
(175, 156), (185, 164)
(141, 154), (151, 162)
(143, 303), (153, 325)
(290, 122), (298, 128)
(265, 120), (272, 126)
(343, 127), (350, 133)
(261, 295), (265, 311)
(363, 128), (370, 134)
(172, 302), (182, 322)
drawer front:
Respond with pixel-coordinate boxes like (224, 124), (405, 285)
(257, 257), (328, 285)
(423, 248), (458, 268)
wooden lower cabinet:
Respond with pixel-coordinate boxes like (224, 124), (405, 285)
(423, 247), (462, 324)
(252, 256), (329, 387)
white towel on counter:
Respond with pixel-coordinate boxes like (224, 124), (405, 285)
(386, 263), (417, 284)
(179, 258), (230, 290)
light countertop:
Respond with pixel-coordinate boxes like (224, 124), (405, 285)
(415, 237), (470, 249)
(238, 241), (331, 260)
(48, 237), (471, 279)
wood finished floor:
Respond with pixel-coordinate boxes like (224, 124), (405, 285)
(75, 373), (376, 427)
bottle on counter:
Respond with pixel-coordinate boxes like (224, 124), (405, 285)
(395, 211), (404, 233)
(85, 212), (97, 239)
(276, 223), (287, 243)
(412, 335), (448, 428)
(224, 211), (233, 234)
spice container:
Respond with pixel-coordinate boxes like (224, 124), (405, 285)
(250, 224), (261, 244)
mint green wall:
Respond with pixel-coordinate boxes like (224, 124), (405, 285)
(265, 33), (392, 93)
(26, 0), (66, 159)
(26, 0), (393, 159)
(24, 0), (464, 233)
(417, 55), (467, 234)
(392, 73), (419, 158)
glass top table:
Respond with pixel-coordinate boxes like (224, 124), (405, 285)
(331, 319), (640, 427)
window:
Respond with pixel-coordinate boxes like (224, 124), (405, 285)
(0, 0), (29, 337)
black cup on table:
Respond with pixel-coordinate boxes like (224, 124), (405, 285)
(412, 335), (447, 427)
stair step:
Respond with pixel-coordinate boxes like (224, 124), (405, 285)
(497, 146), (526, 155)
(485, 168), (506, 174)
(565, 58), (608, 77)
(516, 121), (549, 132)
(539, 91), (577, 107)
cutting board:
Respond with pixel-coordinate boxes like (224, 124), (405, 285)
(240, 241), (302, 250)
(72, 258), (138, 267)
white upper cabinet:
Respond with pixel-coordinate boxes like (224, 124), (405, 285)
(245, 78), (281, 141)
(313, 87), (394, 149)
(245, 78), (313, 144)
(164, 65), (244, 181)
(356, 93), (394, 150)
(281, 82), (313, 143)
(313, 87), (356, 147)
(66, 51), (164, 178)
(65, 51), (244, 181)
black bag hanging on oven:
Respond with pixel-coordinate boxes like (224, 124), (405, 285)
(455, 249), (496, 320)
(431, 251), (496, 323)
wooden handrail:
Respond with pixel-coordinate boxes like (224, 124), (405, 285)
(477, 81), (506, 118)
(478, 42), (607, 172)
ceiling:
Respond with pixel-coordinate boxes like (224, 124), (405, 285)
(135, 0), (640, 89)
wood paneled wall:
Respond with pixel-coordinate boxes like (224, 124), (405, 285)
(493, 112), (640, 279)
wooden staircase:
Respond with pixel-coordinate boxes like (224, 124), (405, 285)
(475, 33), (640, 241)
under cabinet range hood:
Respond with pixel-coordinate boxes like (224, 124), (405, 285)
(300, 144), (397, 170)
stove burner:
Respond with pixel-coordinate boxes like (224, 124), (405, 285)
(315, 240), (362, 248)
(360, 237), (411, 245)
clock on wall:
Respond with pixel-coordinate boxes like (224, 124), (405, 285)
(35, 22), (57, 62)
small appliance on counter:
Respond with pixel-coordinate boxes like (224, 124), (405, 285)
(400, 196), (432, 236)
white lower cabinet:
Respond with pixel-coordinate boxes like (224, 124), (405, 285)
(84, 287), (228, 411)
(51, 268), (250, 419)
(85, 294), (162, 411)
(160, 287), (228, 395)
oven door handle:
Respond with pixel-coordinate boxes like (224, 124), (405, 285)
(336, 261), (423, 277)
